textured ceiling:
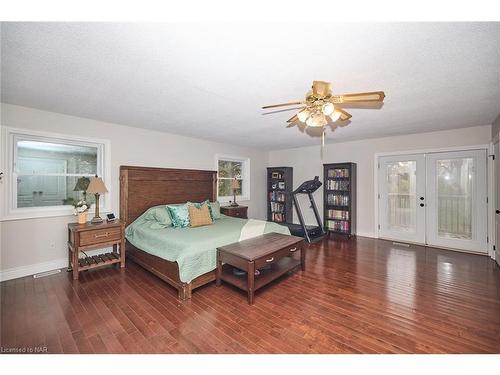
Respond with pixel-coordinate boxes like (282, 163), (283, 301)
(1, 22), (499, 150)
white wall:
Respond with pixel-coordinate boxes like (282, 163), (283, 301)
(492, 115), (500, 141)
(0, 103), (268, 280)
(268, 125), (492, 238)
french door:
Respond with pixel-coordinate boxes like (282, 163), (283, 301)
(378, 154), (426, 244)
(378, 149), (488, 253)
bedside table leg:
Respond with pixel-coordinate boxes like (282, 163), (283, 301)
(72, 249), (79, 280)
(120, 238), (126, 268)
(67, 248), (73, 271)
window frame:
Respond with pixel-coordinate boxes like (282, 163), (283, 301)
(1, 126), (111, 221)
(215, 154), (250, 203)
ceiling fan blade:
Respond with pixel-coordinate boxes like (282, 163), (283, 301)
(262, 106), (304, 115)
(312, 81), (332, 97)
(337, 108), (352, 121)
(262, 101), (303, 109)
(286, 114), (299, 123)
(335, 91), (385, 104)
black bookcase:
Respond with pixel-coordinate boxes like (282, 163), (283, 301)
(323, 163), (357, 236)
(267, 167), (293, 224)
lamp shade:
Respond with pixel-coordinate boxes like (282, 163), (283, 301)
(231, 178), (240, 189)
(86, 176), (108, 194)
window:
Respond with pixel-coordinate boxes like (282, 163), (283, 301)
(2, 127), (110, 220)
(216, 155), (250, 202)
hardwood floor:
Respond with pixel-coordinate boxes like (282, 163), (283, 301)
(1, 236), (499, 354)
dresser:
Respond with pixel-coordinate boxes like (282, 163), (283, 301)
(67, 221), (125, 280)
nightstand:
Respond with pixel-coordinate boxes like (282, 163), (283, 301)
(67, 221), (125, 280)
(220, 205), (248, 219)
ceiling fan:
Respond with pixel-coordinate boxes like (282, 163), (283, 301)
(262, 81), (385, 148)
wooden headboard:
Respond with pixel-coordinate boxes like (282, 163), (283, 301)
(120, 165), (217, 227)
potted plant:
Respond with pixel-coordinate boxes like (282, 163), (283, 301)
(73, 200), (90, 224)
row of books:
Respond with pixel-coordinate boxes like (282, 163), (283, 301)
(271, 213), (286, 223)
(327, 168), (350, 178)
(327, 194), (349, 206)
(327, 209), (349, 220)
(269, 191), (286, 202)
(326, 179), (349, 191)
(270, 201), (285, 213)
(327, 220), (350, 233)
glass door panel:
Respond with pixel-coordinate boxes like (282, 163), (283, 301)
(426, 150), (487, 253)
(379, 154), (426, 244)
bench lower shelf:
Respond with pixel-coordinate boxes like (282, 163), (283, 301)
(220, 257), (301, 292)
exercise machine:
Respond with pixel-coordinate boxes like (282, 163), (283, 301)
(284, 176), (326, 243)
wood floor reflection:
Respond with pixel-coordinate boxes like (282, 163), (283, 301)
(1, 236), (499, 353)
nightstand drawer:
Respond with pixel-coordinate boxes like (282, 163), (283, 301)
(220, 206), (248, 219)
(80, 227), (122, 246)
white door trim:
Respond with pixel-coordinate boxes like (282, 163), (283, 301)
(374, 144), (490, 250)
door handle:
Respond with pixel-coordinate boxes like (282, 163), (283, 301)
(420, 203), (425, 207)
(420, 197), (425, 201)
(496, 210), (500, 214)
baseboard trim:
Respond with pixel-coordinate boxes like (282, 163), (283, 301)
(0, 258), (67, 282)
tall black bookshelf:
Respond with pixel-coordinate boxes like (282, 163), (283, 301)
(267, 167), (293, 224)
(323, 163), (356, 237)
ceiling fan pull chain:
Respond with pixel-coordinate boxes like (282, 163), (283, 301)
(321, 127), (325, 159)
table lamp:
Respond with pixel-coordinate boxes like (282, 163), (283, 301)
(230, 178), (240, 207)
(86, 175), (108, 224)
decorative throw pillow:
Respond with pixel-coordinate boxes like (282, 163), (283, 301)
(144, 205), (172, 227)
(187, 200), (209, 209)
(208, 201), (221, 220)
(167, 204), (190, 228)
(188, 204), (213, 227)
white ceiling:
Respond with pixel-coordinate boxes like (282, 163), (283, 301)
(1, 22), (499, 150)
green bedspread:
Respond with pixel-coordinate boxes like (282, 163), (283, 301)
(125, 215), (290, 283)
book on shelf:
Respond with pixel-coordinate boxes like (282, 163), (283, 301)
(326, 179), (349, 190)
(327, 209), (349, 220)
(327, 168), (350, 178)
(270, 201), (285, 213)
(327, 220), (350, 233)
(327, 193), (349, 206)
(269, 191), (286, 202)
(271, 212), (285, 223)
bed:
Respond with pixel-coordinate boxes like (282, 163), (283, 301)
(120, 165), (290, 300)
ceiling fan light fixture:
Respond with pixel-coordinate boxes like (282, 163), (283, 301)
(330, 110), (342, 122)
(306, 113), (327, 128)
(297, 109), (310, 122)
(305, 116), (315, 127)
(322, 102), (334, 116)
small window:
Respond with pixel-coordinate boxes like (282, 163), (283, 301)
(3, 128), (110, 220)
(216, 155), (250, 202)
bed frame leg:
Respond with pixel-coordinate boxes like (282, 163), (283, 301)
(178, 283), (192, 300)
